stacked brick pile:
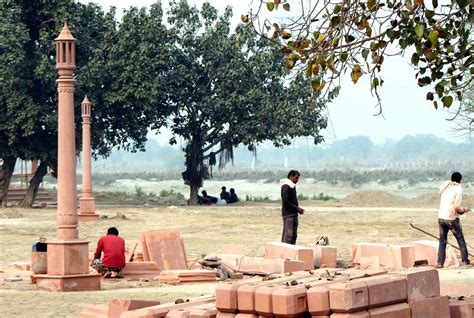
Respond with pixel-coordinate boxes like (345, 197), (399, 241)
(214, 267), (453, 318)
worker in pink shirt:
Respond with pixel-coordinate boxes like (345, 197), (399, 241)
(92, 227), (126, 278)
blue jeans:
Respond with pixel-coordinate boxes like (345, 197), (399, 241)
(437, 218), (470, 265)
(282, 215), (298, 245)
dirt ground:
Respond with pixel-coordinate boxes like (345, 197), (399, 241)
(1, 191), (474, 317)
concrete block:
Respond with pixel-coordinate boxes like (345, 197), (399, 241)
(329, 312), (369, 318)
(216, 282), (241, 313)
(449, 297), (474, 318)
(391, 245), (415, 269)
(351, 243), (393, 267)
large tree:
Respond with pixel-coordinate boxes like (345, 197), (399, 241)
(244, 0), (473, 113)
(163, 1), (330, 202)
(0, 0), (170, 207)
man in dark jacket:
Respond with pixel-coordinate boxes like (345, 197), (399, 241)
(281, 170), (305, 244)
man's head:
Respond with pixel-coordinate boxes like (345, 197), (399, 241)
(221, 186), (226, 191)
(451, 172), (462, 183)
(287, 170), (301, 184)
(230, 188), (235, 193)
(107, 227), (119, 236)
(202, 190), (207, 196)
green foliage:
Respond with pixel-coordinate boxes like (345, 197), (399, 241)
(165, 0), (331, 201)
(159, 189), (185, 200)
(247, 0), (473, 112)
(245, 195), (273, 202)
(134, 185), (145, 197)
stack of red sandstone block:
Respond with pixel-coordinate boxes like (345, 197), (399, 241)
(120, 230), (217, 283)
(214, 267), (456, 318)
(352, 241), (460, 269)
(214, 242), (337, 274)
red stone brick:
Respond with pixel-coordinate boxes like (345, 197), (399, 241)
(391, 245), (415, 269)
(398, 267), (440, 301)
(271, 285), (308, 316)
(79, 305), (109, 318)
(216, 282), (242, 313)
(329, 281), (369, 313)
(264, 242), (314, 270)
(410, 296), (450, 318)
(311, 246), (337, 268)
(329, 311), (369, 318)
(363, 275), (407, 308)
(235, 314), (258, 318)
(449, 297), (474, 318)
(351, 243), (393, 267)
(368, 303), (410, 318)
(216, 313), (236, 318)
(108, 299), (160, 318)
(255, 285), (280, 316)
(359, 256), (380, 270)
(307, 285), (330, 315)
(166, 309), (191, 318)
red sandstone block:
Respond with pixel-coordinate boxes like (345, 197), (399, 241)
(329, 281), (369, 313)
(271, 285), (308, 316)
(264, 242), (314, 270)
(121, 297), (215, 318)
(216, 313), (235, 318)
(216, 282), (241, 313)
(410, 296), (450, 318)
(329, 311), (369, 318)
(368, 303), (410, 318)
(363, 275), (407, 308)
(441, 281), (474, 297)
(167, 309), (191, 318)
(307, 285), (330, 315)
(238, 284), (260, 314)
(108, 299), (160, 318)
(79, 305), (109, 318)
(255, 285), (280, 316)
(188, 307), (217, 318)
(391, 244), (415, 269)
(351, 243), (393, 267)
(449, 297), (474, 318)
(312, 246), (337, 268)
(260, 258), (305, 273)
(398, 267), (440, 301)
(235, 314), (258, 318)
(359, 256), (379, 270)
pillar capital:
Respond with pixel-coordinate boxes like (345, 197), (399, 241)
(55, 23), (76, 77)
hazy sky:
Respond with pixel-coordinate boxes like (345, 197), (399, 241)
(78, 0), (461, 144)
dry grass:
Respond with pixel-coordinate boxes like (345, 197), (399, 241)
(1, 199), (474, 317)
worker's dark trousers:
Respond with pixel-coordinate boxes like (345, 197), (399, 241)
(282, 215), (298, 245)
(437, 218), (470, 265)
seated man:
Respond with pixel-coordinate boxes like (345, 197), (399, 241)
(201, 190), (218, 204)
(92, 227), (126, 278)
(220, 186), (230, 202)
(228, 188), (239, 203)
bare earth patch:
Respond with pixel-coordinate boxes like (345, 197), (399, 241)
(0, 190), (473, 317)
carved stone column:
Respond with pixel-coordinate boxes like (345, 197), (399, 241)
(79, 96), (99, 221)
(33, 24), (101, 292)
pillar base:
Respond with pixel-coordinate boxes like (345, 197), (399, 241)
(33, 273), (101, 292)
(78, 213), (100, 221)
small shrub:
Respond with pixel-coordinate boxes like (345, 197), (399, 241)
(312, 192), (335, 201)
(297, 193), (309, 200)
(135, 185), (145, 197)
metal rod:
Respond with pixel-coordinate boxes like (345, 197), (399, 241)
(410, 223), (474, 257)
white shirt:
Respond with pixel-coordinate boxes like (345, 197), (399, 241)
(438, 181), (463, 220)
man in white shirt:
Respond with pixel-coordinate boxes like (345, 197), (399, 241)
(437, 172), (471, 268)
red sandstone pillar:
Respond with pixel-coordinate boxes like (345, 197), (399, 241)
(33, 24), (101, 292)
(78, 96), (99, 221)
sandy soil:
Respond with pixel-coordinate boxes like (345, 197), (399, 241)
(1, 191), (474, 317)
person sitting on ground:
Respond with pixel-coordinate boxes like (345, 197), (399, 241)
(198, 190), (218, 205)
(220, 186), (231, 202)
(227, 188), (239, 203)
(92, 227), (126, 278)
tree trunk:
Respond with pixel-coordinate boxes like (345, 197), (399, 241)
(0, 157), (17, 208)
(187, 132), (203, 205)
(189, 182), (199, 205)
(18, 160), (48, 208)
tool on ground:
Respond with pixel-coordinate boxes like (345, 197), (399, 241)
(409, 223), (474, 257)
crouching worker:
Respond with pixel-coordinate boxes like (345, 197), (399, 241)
(92, 227), (126, 278)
